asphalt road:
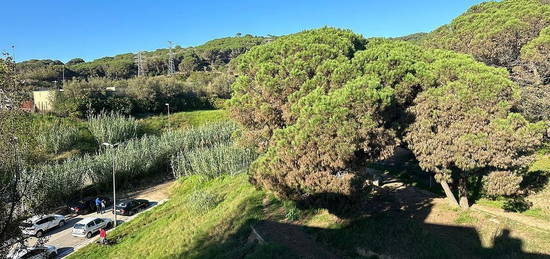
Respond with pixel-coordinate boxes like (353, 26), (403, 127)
(26, 200), (164, 258)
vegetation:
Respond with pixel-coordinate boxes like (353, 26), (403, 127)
(35, 117), (79, 154)
(482, 171), (523, 198)
(68, 174), (282, 259)
(87, 111), (139, 145)
(423, 0), (550, 122)
(139, 109), (228, 134)
(171, 143), (256, 179)
(26, 121), (237, 207)
(230, 28), (546, 209)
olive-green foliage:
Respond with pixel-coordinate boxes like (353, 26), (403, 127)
(171, 143), (256, 179)
(482, 171), (523, 198)
(52, 77), (132, 117)
(404, 52), (547, 180)
(230, 27), (546, 203)
(517, 85), (550, 122)
(518, 26), (550, 85)
(423, 0), (550, 121)
(230, 27), (368, 152)
(424, 0), (550, 70)
(185, 190), (223, 213)
(125, 75), (212, 113)
(53, 75), (213, 117)
(28, 121), (237, 207)
(36, 118), (79, 154)
(87, 111), (139, 144)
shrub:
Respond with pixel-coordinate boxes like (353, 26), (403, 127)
(185, 190), (222, 212)
(36, 119), (79, 154)
(502, 197), (533, 212)
(87, 111), (139, 144)
(26, 121), (238, 207)
(482, 171), (523, 198)
(170, 143), (256, 179)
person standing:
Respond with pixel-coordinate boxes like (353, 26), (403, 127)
(100, 199), (106, 214)
(99, 228), (107, 244)
(95, 197), (101, 214)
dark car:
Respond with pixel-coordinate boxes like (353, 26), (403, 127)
(68, 196), (112, 215)
(115, 199), (149, 216)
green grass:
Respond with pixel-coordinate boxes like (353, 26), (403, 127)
(455, 211), (478, 224)
(68, 174), (294, 259)
(139, 110), (228, 134)
(529, 154), (550, 173)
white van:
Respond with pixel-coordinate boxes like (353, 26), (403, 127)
(71, 217), (113, 238)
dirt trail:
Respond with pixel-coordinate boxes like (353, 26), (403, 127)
(471, 204), (550, 233)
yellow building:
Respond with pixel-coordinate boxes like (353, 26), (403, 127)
(33, 89), (59, 112)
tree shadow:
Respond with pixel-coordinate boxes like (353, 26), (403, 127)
(183, 183), (550, 259)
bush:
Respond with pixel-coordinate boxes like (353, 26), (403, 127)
(170, 143), (256, 179)
(502, 197), (533, 212)
(482, 171), (523, 198)
(36, 119), (79, 154)
(25, 121), (238, 207)
(87, 111), (139, 144)
(185, 190), (222, 212)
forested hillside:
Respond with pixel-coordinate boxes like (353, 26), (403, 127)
(16, 35), (270, 87)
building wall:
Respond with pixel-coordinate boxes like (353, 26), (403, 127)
(33, 90), (57, 112)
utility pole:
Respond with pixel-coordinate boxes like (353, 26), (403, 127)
(167, 41), (175, 75)
(135, 51), (146, 77)
(102, 143), (119, 227)
(62, 65), (65, 88)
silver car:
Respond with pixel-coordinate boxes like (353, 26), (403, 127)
(7, 245), (58, 259)
(20, 215), (65, 238)
(72, 217), (113, 238)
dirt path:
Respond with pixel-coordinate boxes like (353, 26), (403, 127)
(471, 204), (550, 233)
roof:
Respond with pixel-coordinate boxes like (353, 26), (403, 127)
(26, 214), (62, 223)
(75, 217), (97, 224)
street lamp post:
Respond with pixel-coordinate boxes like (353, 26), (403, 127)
(102, 142), (119, 227)
(165, 103), (170, 129)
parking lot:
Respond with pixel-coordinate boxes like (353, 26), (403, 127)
(26, 180), (173, 258)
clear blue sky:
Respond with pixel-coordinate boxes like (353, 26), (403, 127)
(2, 0), (487, 63)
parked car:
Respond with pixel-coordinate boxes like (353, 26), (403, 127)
(20, 215), (65, 238)
(7, 245), (57, 259)
(72, 217), (113, 238)
(68, 196), (112, 215)
(115, 199), (149, 216)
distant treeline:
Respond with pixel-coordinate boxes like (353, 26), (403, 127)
(16, 35), (273, 87)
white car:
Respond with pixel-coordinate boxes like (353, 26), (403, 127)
(20, 215), (65, 238)
(72, 217), (113, 238)
(7, 245), (57, 259)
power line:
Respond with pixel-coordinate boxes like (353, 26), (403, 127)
(167, 41), (175, 75)
(135, 51), (146, 77)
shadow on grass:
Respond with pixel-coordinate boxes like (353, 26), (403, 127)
(181, 183), (550, 259)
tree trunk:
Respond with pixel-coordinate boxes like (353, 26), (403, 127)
(458, 175), (469, 209)
(440, 180), (459, 207)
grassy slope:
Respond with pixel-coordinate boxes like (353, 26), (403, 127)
(139, 110), (228, 134)
(69, 173), (550, 258)
(68, 174), (292, 259)
(477, 154), (550, 220)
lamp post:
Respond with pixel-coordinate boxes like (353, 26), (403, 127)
(102, 142), (119, 227)
(165, 103), (170, 129)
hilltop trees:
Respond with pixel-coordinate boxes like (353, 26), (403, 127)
(423, 0), (550, 122)
(424, 0), (549, 72)
(230, 28), (546, 208)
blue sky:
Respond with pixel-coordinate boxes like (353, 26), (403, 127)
(2, 0), (487, 62)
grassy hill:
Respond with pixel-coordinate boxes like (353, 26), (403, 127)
(69, 173), (550, 259)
